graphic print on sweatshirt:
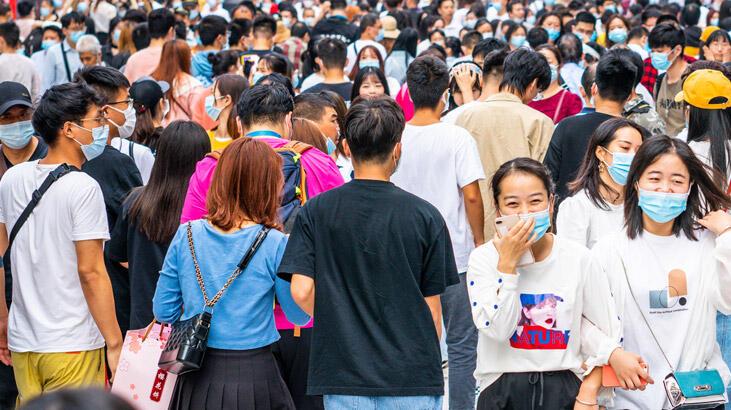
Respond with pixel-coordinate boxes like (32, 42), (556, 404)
(648, 269), (689, 313)
(510, 293), (570, 350)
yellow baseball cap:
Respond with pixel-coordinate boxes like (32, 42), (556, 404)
(674, 69), (731, 110)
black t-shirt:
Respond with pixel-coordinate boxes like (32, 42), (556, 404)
(106, 189), (173, 330)
(543, 112), (615, 204)
(83, 145), (143, 333)
(1, 137), (48, 170)
(278, 179), (458, 397)
(303, 81), (353, 103)
(312, 16), (359, 44)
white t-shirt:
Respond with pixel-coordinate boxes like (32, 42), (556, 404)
(111, 138), (156, 185)
(627, 43), (650, 61)
(0, 161), (109, 353)
(556, 189), (624, 249)
(688, 139), (731, 187)
(335, 153), (353, 183)
(299, 73), (351, 92)
(391, 122), (486, 272)
(467, 235), (621, 391)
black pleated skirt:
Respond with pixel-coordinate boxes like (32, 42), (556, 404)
(170, 345), (295, 410)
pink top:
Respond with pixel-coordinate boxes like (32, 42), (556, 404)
(180, 135), (345, 330)
(395, 83), (415, 121)
(124, 46), (163, 84)
(527, 89), (583, 124)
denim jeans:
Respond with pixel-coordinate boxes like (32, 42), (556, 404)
(324, 395), (443, 410)
(717, 313), (731, 409)
(442, 272), (478, 410)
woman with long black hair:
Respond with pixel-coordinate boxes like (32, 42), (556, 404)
(107, 121), (211, 330)
(593, 135), (731, 409)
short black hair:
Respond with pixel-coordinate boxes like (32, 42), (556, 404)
(507, 0), (522, 14)
(259, 72), (295, 97)
(198, 15), (228, 46)
(331, 0), (347, 10)
(594, 51), (635, 102)
(345, 97), (404, 163)
(580, 62), (596, 96)
(482, 49), (508, 77)
(681, 4), (701, 26)
(123, 9), (148, 23)
(32, 82), (104, 146)
(407, 55), (449, 109)
(557, 32), (582, 63)
(229, 19), (252, 46)
(316, 37), (347, 69)
(252, 14), (276, 37)
(575, 11), (597, 26)
(0, 22), (20, 49)
(359, 13), (379, 31)
(610, 48), (643, 88)
(60, 11), (85, 28)
(472, 37), (508, 60)
(131, 23), (150, 51)
(208, 50), (241, 77)
(148, 8), (175, 39)
(499, 48), (551, 95)
(648, 23), (685, 50)
(528, 27), (549, 48)
(0, 3), (10, 17)
(461, 31), (482, 50)
(236, 82), (293, 128)
(16, 1), (34, 18)
(291, 21), (309, 39)
(641, 8), (662, 24)
(628, 26), (648, 41)
(294, 93), (335, 122)
(237, 1), (257, 17)
(74, 66), (131, 104)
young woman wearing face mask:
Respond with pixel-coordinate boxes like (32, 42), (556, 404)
(205, 73), (248, 152)
(467, 158), (622, 410)
(592, 135), (731, 409)
(556, 118), (646, 249)
(527, 45), (583, 123)
(538, 12), (563, 45)
(348, 45), (400, 96)
(604, 15), (630, 48)
(130, 77), (169, 154)
(505, 23), (527, 50)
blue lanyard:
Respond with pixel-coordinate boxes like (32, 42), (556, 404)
(246, 130), (282, 139)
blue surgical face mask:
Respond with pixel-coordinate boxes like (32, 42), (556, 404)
(376, 29), (384, 42)
(590, 31), (597, 42)
(71, 123), (108, 161)
(711, 18), (720, 26)
(52, 0), (63, 7)
(637, 187), (690, 223)
(113, 30), (121, 43)
(189, 9), (199, 19)
(605, 4), (616, 13)
(70, 30), (85, 44)
(464, 19), (477, 29)
(510, 35), (526, 48)
(549, 64), (559, 83)
(0, 120), (35, 149)
(251, 72), (265, 85)
(40, 7), (51, 17)
(304, 17), (315, 26)
(325, 137), (336, 155)
(76, 2), (88, 13)
(482, 31), (494, 39)
(608, 28), (627, 44)
(173, 1), (182, 8)
(205, 95), (223, 121)
(359, 59), (380, 69)
(41, 39), (58, 50)
(651, 50), (673, 71)
(602, 148), (633, 185)
(546, 28), (561, 41)
(490, 2), (501, 12)
(519, 208), (552, 241)
(545, 0), (556, 4)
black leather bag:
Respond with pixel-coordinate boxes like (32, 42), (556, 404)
(158, 222), (270, 375)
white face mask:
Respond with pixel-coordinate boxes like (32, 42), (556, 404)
(107, 102), (137, 139)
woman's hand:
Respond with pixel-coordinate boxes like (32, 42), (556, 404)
(494, 218), (536, 274)
(454, 64), (478, 103)
(608, 348), (653, 390)
(574, 366), (601, 409)
(698, 210), (731, 236)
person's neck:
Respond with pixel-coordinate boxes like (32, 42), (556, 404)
(542, 81), (562, 98)
(322, 67), (345, 83)
(443, 14), (452, 24)
(352, 161), (393, 182)
(594, 97), (624, 116)
(201, 45), (219, 52)
(628, 38), (642, 46)
(666, 58), (688, 83)
(244, 122), (285, 137)
(2, 137), (38, 165)
(628, 89), (638, 100)
(332, 9), (347, 18)
(214, 110), (230, 138)
(149, 37), (167, 48)
(360, 33), (374, 42)
(409, 108), (442, 126)
(209, 218), (257, 234)
(0, 44), (14, 54)
(252, 38), (272, 50)
(503, 87), (527, 103)
(479, 80), (500, 100)
(39, 143), (85, 169)
(530, 232), (554, 262)
(642, 214), (674, 236)
(598, 173), (623, 204)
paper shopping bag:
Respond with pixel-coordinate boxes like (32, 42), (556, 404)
(111, 322), (178, 410)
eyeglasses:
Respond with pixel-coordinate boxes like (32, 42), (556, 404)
(106, 98), (133, 107)
(75, 116), (107, 128)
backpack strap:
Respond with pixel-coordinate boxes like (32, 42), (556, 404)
(274, 141), (312, 203)
(276, 140), (313, 155)
(653, 72), (666, 101)
(60, 42), (73, 83)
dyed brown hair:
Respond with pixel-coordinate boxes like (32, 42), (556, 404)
(291, 117), (328, 153)
(151, 39), (192, 110)
(206, 138), (283, 230)
(213, 74), (248, 139)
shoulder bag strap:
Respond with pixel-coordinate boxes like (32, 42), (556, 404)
(3, 164), (78, 267)
(552, 90), (567, 123)
(60, 42), (73, 83)
(185, 222), (271, 309)
(618, 255), (675, 372)
(0, 145), (8, 180)
(128, 140), (135, 160)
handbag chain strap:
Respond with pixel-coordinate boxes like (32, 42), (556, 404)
(186, 222), (269, 308)
(619, 256), (676, 372)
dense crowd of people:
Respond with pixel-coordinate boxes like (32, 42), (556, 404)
(0, 0), (729, 409)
